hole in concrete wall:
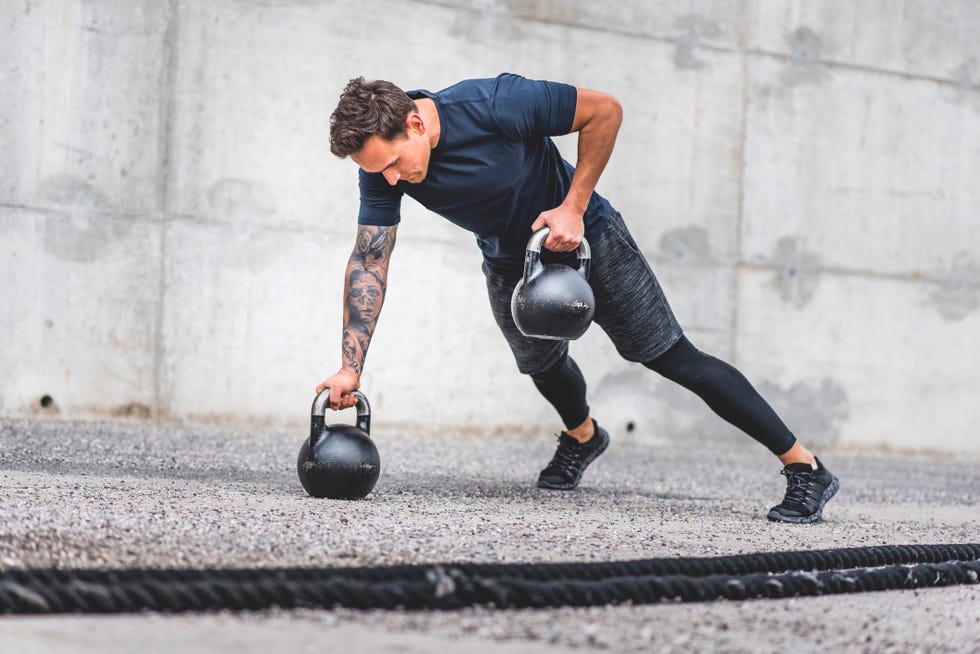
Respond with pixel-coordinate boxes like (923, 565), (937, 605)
(626, 421), (636, 433)
(39, 395), (54, 409)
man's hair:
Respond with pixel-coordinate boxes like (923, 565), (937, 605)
(329, 77), (416, 158)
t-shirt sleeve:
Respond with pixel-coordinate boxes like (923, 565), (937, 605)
(490, 73), (578, 140)
(357, 168), (403, 226)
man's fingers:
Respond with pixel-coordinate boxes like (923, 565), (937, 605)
(332, 393), (357, 411)
(315, 370), (360, 410)
(325, 390), (358, 411)
(536, 221), (581, 252)
(545, 234), (578, 252)
(542, 227), (564, 251)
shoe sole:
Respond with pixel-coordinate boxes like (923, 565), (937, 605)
(766, 476), (840, 524)
(536, 431), (610, 491)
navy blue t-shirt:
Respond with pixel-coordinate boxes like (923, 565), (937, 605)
(356, 73), (614, 272)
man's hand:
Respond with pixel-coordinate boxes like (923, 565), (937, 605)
(315, 369), (361, 411)
(531, 204), (585, 252)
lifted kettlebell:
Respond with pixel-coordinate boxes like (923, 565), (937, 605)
(511, 228), (595, 340)
(297, 389), (381, 499)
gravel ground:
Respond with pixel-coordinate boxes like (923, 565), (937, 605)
(0, 417), (977, 653)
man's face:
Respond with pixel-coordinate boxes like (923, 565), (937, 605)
(351, 116), (431, 185)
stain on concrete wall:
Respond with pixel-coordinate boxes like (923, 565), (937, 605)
(672, 15), (721, 71)
(590, 367), (662, 443)
(929, 251), (980, 321)
(40, 174), (130, 262)
(451, 6), (523, 44)
(659, 225), (711, 265)
(228, 230), (293, 275)
(949, 57), (980, 111)
(207, 178), (277, 224)
(768, 236), (823, 309)
(780, 26), (829, 87)
(758, 378), (850, 449)
(39, 174), (108, 210)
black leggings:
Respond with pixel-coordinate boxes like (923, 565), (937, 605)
(530, 336), (797, 455)
(531, 352), (591, 431)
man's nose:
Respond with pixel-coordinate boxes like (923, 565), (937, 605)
(383, 169), (400, 185)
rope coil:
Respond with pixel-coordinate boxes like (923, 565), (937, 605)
(1, 543), (977, 614)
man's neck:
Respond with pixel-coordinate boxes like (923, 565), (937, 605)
(416, 98), (441, 149)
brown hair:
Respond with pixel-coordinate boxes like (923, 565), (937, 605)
(329, 77), (417, 158)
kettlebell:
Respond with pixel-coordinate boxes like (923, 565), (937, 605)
(511, 227), (595, 340)
(297, 389), (380, 499)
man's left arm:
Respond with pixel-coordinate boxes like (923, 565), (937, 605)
(531, 87), (623, 252)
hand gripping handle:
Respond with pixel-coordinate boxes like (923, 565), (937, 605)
(311, 388), (371, 436)
(523, 227), (592, 281)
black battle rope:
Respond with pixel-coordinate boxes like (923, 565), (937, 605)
(1, 543), (977, 614)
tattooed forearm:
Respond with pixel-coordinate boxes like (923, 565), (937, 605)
(342, 329), (364, 373)
(354, 226), (396, 267)
(341, 225), (397, 375)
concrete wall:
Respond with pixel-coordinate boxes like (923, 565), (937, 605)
(2, 0), (978, 453)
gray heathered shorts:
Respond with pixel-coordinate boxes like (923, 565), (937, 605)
(483, 211), (684, 375)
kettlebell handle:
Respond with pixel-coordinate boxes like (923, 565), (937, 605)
(523, 228), (591, 280)
(311, 388), (371, 435)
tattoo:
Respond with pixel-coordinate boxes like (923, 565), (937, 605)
(342, 225), (396, 374)
(342, 329), (363, 373)
(354, 227), (395, 268)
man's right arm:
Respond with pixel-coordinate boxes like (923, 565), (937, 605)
(315, 224), (398, 410)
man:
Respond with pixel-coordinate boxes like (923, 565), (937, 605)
(317, 73), (839, 523)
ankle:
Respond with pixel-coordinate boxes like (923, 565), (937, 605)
(778, 442), (817, 468)
(566, 417), (595, 443)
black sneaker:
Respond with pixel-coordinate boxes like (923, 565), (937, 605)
(767, 457), (840, 523)
(537, 421), (610, 490)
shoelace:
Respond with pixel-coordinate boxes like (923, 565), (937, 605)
(547, 435), (586, 474)
(780, 468), (817, 507)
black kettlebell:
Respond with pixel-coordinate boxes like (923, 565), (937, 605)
(297, 389), (380, 499)
(511, 227), (595, 340)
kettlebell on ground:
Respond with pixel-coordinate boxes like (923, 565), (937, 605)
(511, 227), (595, 340)
(297, 389), (380, 499)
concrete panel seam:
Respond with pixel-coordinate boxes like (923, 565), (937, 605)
(159, 0), (178, 216)
(732, 0), (750, 366)
(154, 0), (180, 424)
(746, 47), (977, 89)
(737, 262), (980, 289)
(149, 211), (472, 246)
(0, 202), (64, 214)
(0, 202), (163, 222)
(409, 0), (737, 52)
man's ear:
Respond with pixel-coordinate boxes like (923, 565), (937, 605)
(406, 113), (425, 135)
